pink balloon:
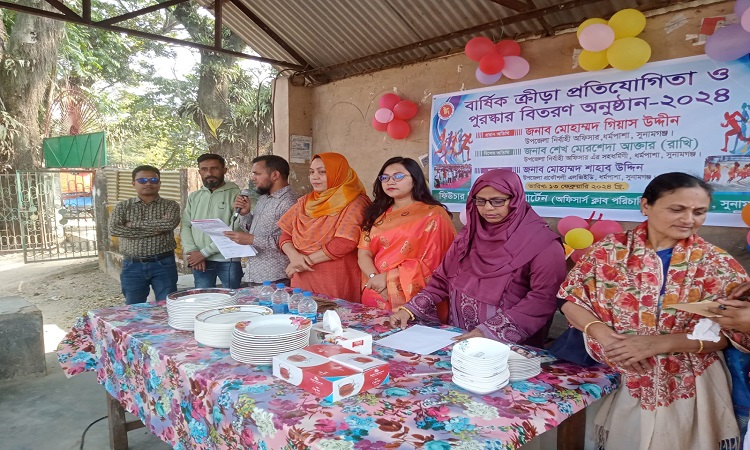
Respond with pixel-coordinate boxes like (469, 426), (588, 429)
(589, 220), (623, 242)
(372, 117), (387, 132)
(705, 24), (750, 62)
(379, 93), (401, 110)
(578, 24), (615, 52)
(459, 208), (467, 225)
(501, 56), (530, 80)
(736, 0), (750, 16)
(374, 108), (394, 124)
(475, 66), (503, 85)
(742, 8), (750, 33)
(557, 216), (589, 235)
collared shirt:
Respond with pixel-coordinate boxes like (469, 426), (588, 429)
(180, 181), (241, 261)
(109, 196), (181, 258)
(238, 185), (298, 283)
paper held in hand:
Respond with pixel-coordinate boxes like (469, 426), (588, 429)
(190, 219), (257, 258)
(667, 301), (722, 318)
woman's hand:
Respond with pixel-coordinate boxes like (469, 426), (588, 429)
(365, 273), (388, 297)
(708, 299), (750, 333)
(729, 282), (750, 300)
(452, 328), (485, 341)
(285, 250), (315, 278)
(388, 308), (412, 329)
(603, 334), (659, 372)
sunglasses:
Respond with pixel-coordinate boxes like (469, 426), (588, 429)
(378, 173), (411, 182)
(135, 177), (161, 184)
(473, 196), (511, 207)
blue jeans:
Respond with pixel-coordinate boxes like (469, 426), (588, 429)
(121, 256), (178, 305)
(192, 260), (243, 289)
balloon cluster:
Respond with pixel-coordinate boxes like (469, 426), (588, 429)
(557, 213), (623, 262)
(464, 37), (530, 85)
(372, 93), (418, 140)
(577, 9), (651, 72)
(742, 202), (750, 251)
(705, 0), (750, 62)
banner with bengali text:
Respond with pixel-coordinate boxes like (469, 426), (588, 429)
(429, 55), (750, 226)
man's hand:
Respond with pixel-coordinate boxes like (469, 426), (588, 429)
(224, 231), (254, 245)
(233, 195), (251, 216)
(186, 250), (206, 268)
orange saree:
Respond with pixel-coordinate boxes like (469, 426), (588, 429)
(359, 202), (456, 310)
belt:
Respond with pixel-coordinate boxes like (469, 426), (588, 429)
(124, 251), (174, 263)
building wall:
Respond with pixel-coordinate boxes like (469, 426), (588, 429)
(295, 1), (750, 270)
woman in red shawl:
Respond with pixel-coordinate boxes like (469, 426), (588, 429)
(389, 169), (566, 346)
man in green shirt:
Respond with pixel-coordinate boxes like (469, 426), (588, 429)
(181, 153), (243, 288)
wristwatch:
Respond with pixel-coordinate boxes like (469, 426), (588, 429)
(368, 272), (376, 279)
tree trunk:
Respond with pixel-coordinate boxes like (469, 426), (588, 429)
(0, 5), (65, 170)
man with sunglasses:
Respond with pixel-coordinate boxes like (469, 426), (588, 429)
(109, 165), (181, 304)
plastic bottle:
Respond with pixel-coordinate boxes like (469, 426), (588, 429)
(297, 291), (318, 323)
(287, 288), (303, 315)
(271, 283), (290, 314)
(257, 281), (274, 307)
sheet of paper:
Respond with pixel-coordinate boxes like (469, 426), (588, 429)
(190, 219), (257, 258)
(375, 325), (461, 355)
(667, 301), (722, 317)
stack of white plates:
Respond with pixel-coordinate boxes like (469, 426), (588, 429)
(451, 337), (511, 395)
(194, 305), (273, 348)
(230, 314), (312, 365)
(508, 351), (542, 381)
(166, 289), (237, 331)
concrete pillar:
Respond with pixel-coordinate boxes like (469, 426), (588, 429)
(272, 77), (313, 194)
(0, 296), (46, 381)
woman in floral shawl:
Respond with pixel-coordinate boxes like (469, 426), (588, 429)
(559, 172), (750, 450)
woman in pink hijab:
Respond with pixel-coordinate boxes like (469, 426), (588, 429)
(389, 169), (566, 346)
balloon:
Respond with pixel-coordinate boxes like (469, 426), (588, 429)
(736, 0), (750, 16)
(589, 220), (623, 242)
(570, 248), (588, 263)
(578, 24), (615, 52)
(475, 66), (503, 85)
(705, 24), (750, 62)
(374, 108), (394, 124)
(565, 228), (595, 250)
(386, 119), (410, 140)
(372, 117), (387, 132)
(742, 202), (750, 226)
(501, 56), (530, 79)
(579, 49), (609, 71)
(479, 52), (505, 75)
(607, 37), (651, 71)
(393, 100), (418, 120)
(459, 208), (467, 225)
(557, 215), (589, 235)
(379, 93), (401, 110)
(742, 9), (750, 33)
(608, 8), (647, 39)
(563, 243), (575, 259)
(495, 40), (521, 57)
(465, 36), (496, 62)
(577, 18), (608, 38)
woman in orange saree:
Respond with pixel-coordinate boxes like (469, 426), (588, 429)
(559, 172), (750, 450)
(277, 152), (370, 302)
(358, 157), (455, 311)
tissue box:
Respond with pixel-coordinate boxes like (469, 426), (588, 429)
(309, 325), (373, 355)
(272, 345), (390, 402)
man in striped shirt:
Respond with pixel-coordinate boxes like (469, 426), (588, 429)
(109, 165), (181, 304)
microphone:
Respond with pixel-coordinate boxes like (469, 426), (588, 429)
(233, 189), (252, 218)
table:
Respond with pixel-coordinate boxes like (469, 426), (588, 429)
(57, 298), (619, 450)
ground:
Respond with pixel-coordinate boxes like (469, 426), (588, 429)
(0, 253), (123, 349)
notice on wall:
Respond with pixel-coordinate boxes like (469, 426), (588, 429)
(290, 135), (312, 163)
(429, 55), (750, 226)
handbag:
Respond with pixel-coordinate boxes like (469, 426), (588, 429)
(548, 327), (601, 367)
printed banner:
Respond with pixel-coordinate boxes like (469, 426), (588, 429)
(429, 55), (750, 226)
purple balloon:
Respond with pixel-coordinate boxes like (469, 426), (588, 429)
(743, 9), (750, 33)
(736, 0), (750, 16)
(475, 66), (503, 85)
(705, 24), (750, 62)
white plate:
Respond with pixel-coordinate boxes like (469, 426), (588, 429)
(234, 315), (312, 337)
(197, 305), (273, 324)
(452, 337), (510, 362)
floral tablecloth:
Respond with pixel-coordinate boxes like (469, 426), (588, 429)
(57, 298), (619, 450)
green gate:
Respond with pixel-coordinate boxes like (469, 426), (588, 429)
(0, 171), (98, 262)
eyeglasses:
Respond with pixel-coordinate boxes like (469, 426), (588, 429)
(135, 177), (160, 184)
(378, 173), (411, 183)
(473, 196), (511, 207)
